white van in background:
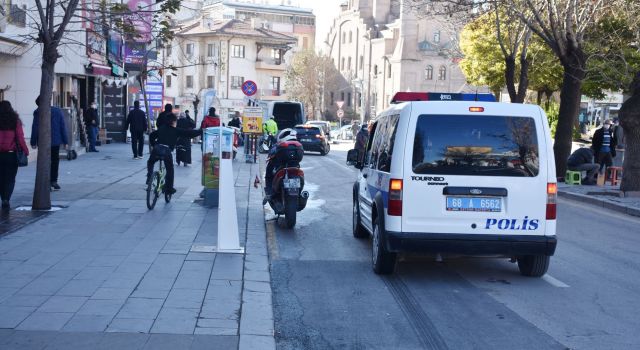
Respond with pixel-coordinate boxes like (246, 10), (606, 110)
(347, 92), (557, 276)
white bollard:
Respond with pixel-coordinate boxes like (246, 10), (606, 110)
(216, 156), (244, 253)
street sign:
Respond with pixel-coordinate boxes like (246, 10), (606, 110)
(336, 109), (344, 118)
(242, 107), (264, 134)
(336, 101), (344, 109)
(241, 80), (257, 96)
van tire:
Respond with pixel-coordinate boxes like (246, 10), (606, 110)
(517, 255), (550, 277)
(372, 218), (396, 274)
(352, 199), (368, 238)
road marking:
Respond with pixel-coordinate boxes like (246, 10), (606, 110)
(543, 274), (570, 288)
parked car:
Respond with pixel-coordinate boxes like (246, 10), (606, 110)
(295, 124), (330, 155)
(330, 125), (353, 141)
(306, 121), (332, 141)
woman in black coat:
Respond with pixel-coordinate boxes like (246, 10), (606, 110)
(176, 112), (196, 166)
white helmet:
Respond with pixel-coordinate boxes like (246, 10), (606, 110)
(276, 128), (297, 143)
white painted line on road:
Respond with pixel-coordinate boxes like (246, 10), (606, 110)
(543, 274), (570, 288)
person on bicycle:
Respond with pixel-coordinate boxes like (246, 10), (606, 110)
(147, 114), (202, 194)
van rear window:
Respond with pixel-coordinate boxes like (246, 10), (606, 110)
(412, 115), (539, 177)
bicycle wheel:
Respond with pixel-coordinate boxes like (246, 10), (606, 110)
(146, 171), (160, 210)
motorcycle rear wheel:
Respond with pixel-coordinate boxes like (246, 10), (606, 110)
(284, 196), (297, 228)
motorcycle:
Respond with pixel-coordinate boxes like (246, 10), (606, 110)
(266, 141), (309, 228)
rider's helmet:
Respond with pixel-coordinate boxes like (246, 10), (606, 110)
(276, 128), (297, 143)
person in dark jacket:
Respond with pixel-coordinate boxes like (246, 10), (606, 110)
(31, 96), (68, 191)
(156, 104), (174, 129)
(147, 114), (201, 194)
(228, 111), (241, 128)
(567, 147), (599, 185)
(176, 111), (196, 166)
(0, 101), (29, 210)
(354, 124), (369, 162)
(591, 119), (617, 173)
(84, 102), (99, 152)
(125, 101), (148, 159)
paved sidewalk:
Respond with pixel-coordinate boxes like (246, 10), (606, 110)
(0, 144), (274, 349)
(558, 183), (640, 217)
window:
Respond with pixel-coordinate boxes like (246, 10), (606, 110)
(330, 92), (334, 105)
(231, 76), (244, 89)
(359, 55), (364, 70)
(349, 31), (352, 43)
(357, 93), (361, 107)
(438, 66), (447, 80)
(207, 44), (215, 57)
(7, 4), (27, 27)
(347, 93), (352, 107)
(166, 75), (172, 88)
(342, 32), (346, 44)
(207, 75), (214, 88)
(186, 75), (193, 88)
(433, 30), (441, 43)
(166, 44), (172, 56)
(374, 65), (378, 75)
(271, 49), (282, 64)
(270, 76), (281, 93)
(387, 63), (392, 78)
(341, 92), (345, 101)
(186, 43), (194, 56)
(425, 65), (433, 80)
(411, 115), (540, 177)
(341, 58), (345, 70)
(347, 57), (351, 70)
(231, 45), (245, 58)
(369, 115), (400, 172)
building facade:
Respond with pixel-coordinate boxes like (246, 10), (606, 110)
(164, 0), (315, 122)
(325, 0), (482, 121)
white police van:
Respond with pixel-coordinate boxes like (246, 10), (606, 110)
(347, 92), (557, 276)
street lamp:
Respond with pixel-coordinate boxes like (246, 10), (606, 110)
(193, 94), (200, 125)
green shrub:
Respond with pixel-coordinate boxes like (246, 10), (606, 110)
(542, 102), (581, 140)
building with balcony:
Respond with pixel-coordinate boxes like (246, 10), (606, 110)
(164, 17), (297, 122)
(325, 0), (484, 121)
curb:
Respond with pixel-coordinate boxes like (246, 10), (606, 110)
(558, 190), (640, 218)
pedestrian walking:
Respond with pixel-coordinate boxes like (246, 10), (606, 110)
(156, 104), (174, 129)
(125, 101), (148, 159)
(591, 119), (617, 173)
(176, 110), (196, 166)
(84, 102), (99, 152)
(0, 101), (29, 210)
(201, 107), (221, 128)
(567, 147), (599, 185)
(31, 96), (68, 191)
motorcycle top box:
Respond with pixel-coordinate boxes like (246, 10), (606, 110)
(274, 141), (304, 163)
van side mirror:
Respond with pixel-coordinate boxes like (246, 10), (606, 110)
(347, 149), (363, 169)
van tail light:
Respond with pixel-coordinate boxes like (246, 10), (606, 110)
(546, 183), (557, 220)
(315, 134), (324, 140)
(388, 179), (403, 216)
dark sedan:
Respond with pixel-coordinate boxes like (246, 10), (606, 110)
(295, 125), (330, 155)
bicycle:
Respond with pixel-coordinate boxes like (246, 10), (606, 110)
(146, 157), (172, 210)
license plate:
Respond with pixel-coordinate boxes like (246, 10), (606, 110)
(446, 197), (501, 212)
(283, 178), (301, 189)
(301, 138), (312, 142)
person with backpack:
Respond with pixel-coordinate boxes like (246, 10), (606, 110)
(0, 101), (29, 210)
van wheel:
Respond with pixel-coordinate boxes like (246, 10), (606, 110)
(352, 199), (368, 238)
(517, 255), (550, 277)
(372, 218), (396, 274)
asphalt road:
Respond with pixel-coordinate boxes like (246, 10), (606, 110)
(267, 142), (640, 350)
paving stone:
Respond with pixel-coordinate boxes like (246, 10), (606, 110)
(91, 287), (134, 300)
(76, 299), (124, 317)
(196, 318), (238, 329)
(194, 327), (237, 336)
(62, 314), (112, 332)
(243, 269), (270, 283)
(150, 308), (199, 334)
(185, 252), (216, 261)
(56, 279), (103, 297)
(137, 277), (176, 291)
(0, 306), (35, 328)
(0, 295), (49, 308)
(73, 266), (116, 280)
(0, 330), (59, 349)
(199, 299), (240, 320)
(116, 298), (163, 319)
(16, 312), (74, 331)
(164, 289), (205, 309)
(107, 318), (155, 333)
(130, 288), (170, 299)
(210, 254), (244, 281)
(94, 332), (150, 350)
(239, 334), (275, 350)
(19, 277), (71, 296)
(141, 333), (194, 350)
(101, 277), (142, 290)
(37, 296), (88, 313)
(243, 281), (271, 294)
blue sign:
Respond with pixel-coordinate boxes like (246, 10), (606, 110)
(241, 80), (257, 96)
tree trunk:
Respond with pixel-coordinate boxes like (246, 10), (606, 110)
(554, 60), (586, 179)
(504, 55), (519, 103)
(32, 57), (56, 210)
(516, 55), (529, 103)
(537, 91), (543, 106)
(618, 71), (640, 192)
(544, 89), (553, 110)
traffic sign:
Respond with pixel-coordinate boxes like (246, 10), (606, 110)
(336, 101), (344, 109)
(336, 109), (344, 118)
(241, 80), (257, 96)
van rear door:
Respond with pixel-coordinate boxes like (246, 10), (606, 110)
(401, 103), (550, 237)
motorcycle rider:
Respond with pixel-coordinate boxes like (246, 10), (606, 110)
(263, 117), (278, 150)
(263, 128), (300, 203)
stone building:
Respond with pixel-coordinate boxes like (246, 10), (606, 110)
(325, 0), (482, 121)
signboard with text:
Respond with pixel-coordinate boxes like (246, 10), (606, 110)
(242, 107), (264, 134)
